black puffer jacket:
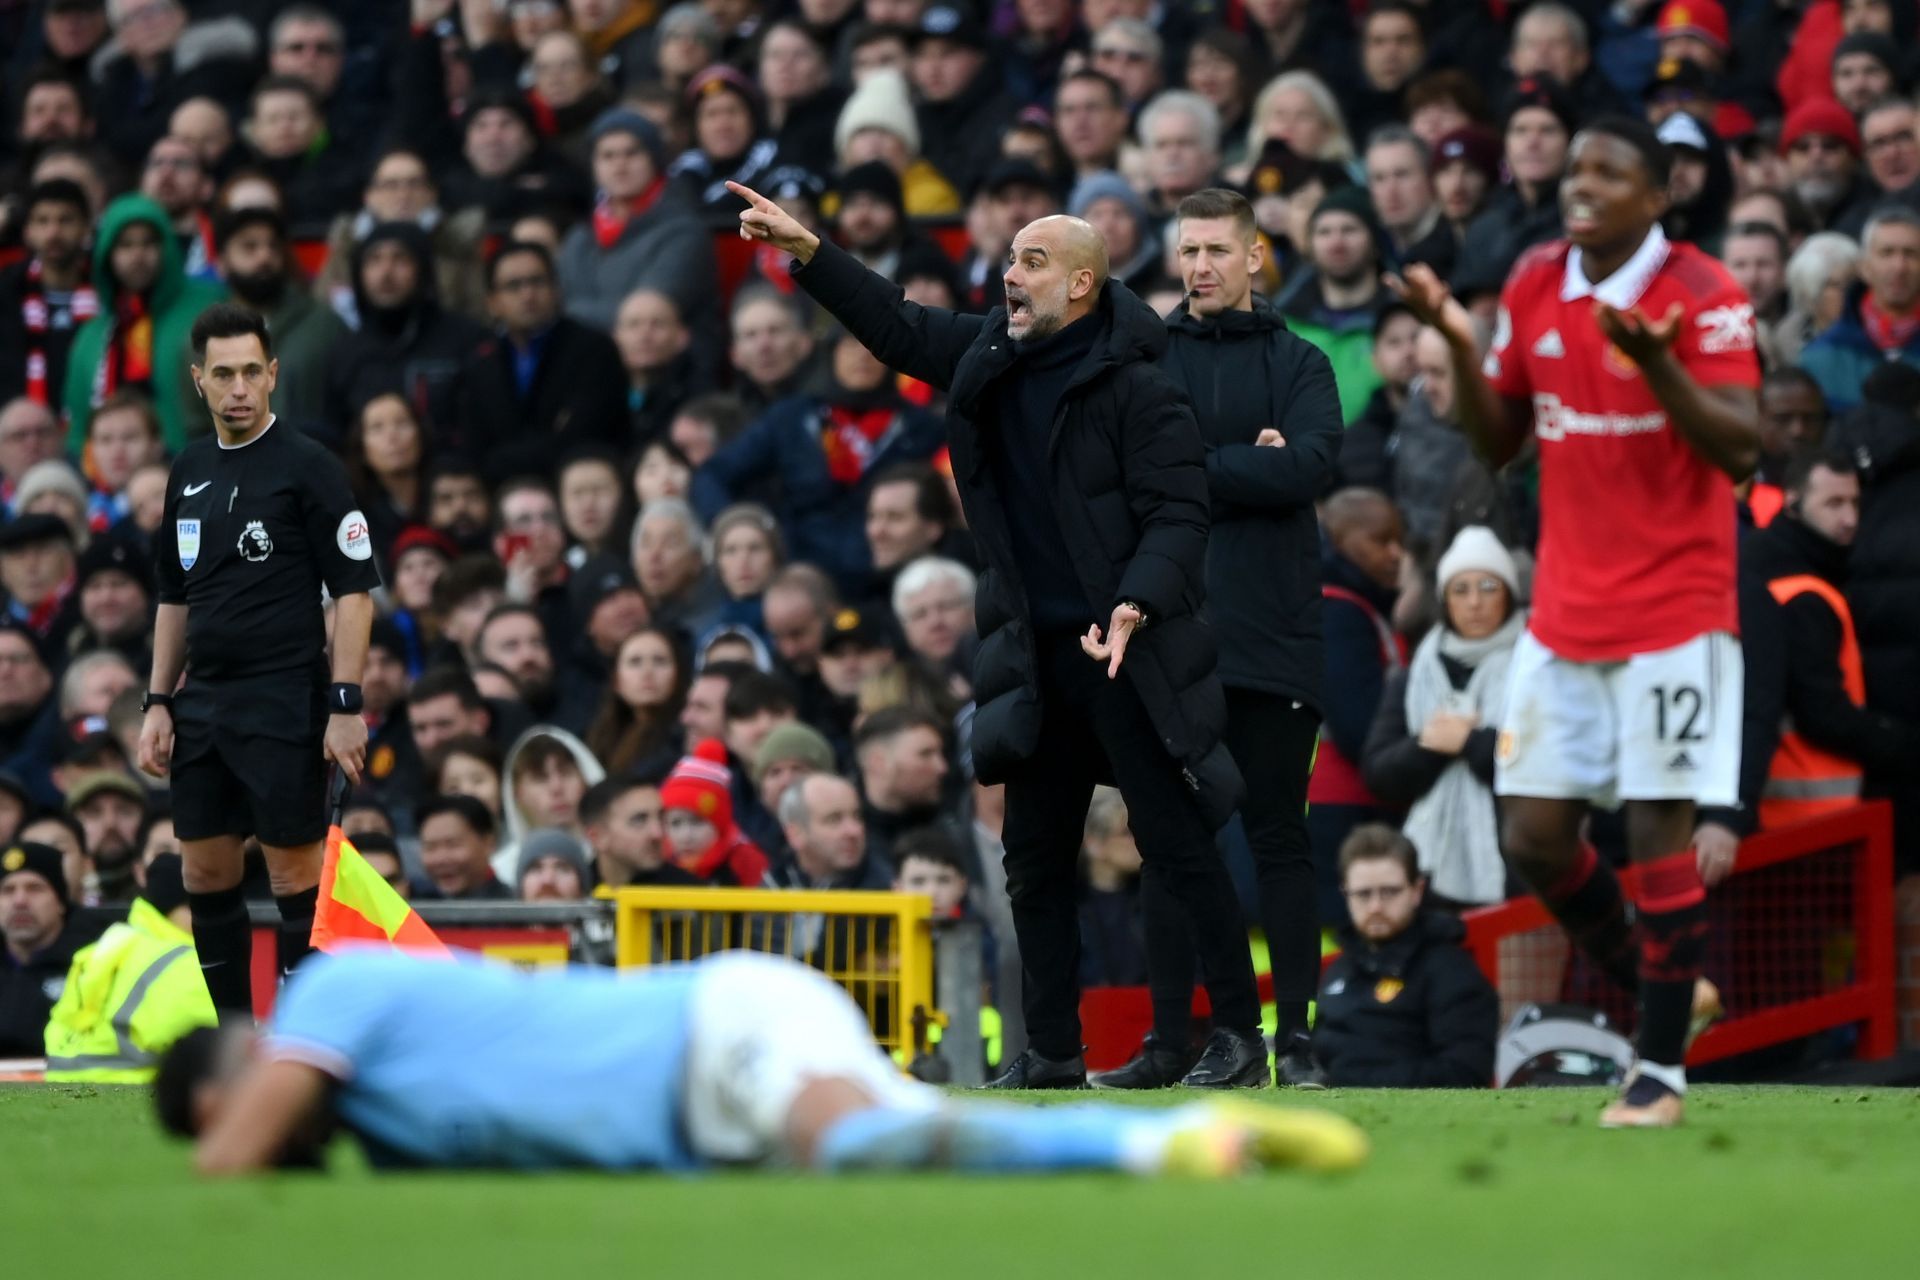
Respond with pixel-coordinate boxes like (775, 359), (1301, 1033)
(1313, 910), (1498, 1088)
(1159, 297), (1340, 711)
(795, 241), (1242, 826)
(1839, 405), (1920, 725)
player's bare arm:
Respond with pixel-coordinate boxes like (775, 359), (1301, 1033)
(325, 591), (375, 783)
(194, 1057), (330, 1176)
(730, 181), (820, 263)
(138, 602), (189, 779)
(1386, 264), (1532, 468)
(1594, 301), (1760, 481)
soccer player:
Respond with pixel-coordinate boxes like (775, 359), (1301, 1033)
(1390, 116), (1759, 1128)
(154, 949), (1367, 1178)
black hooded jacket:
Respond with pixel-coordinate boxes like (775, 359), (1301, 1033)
(323, 223), (488, 451)
(1314, 909), (1498, 1088)
(794, 241), (1243, 827)
(1159, 296), (1340, 710)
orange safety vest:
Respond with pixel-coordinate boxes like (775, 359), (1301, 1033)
(1760, 574), (1865, 828)
(1308, 584), (1407, 808)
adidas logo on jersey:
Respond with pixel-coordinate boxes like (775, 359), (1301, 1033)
(1532, 329), (1566, 358)
(1667, 750), (1697, 771)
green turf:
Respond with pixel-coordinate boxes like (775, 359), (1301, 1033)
(2, 1084), (1910, 1278)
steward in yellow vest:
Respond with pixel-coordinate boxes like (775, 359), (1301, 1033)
(45, 854), (216, 1083)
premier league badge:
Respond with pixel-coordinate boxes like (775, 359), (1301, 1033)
(177, 518), (200, 570)
(238, 520), (273, 562)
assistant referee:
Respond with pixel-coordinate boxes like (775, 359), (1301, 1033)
(137, 304), (381, 1024)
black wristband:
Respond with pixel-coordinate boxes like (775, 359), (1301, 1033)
(328, 683), (364, 714)
(141, 690), (173, 713)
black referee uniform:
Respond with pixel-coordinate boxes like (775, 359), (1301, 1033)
(153, 412), (380, 1009)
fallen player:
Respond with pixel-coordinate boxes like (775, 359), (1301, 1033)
(155, 948), (1368, 1177)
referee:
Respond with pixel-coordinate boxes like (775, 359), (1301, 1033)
(136, 304), (381, 1024)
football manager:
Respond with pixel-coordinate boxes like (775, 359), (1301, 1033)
(728, 180), (1265, 1090)
(138, 303), (381, 1024)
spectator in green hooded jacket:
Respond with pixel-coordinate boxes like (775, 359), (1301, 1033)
(62, 194), (226, 455)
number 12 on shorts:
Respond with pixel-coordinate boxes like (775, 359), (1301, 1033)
(1649, 684), (1705, 743)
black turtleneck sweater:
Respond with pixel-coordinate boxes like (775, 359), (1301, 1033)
(989, 313), (1103, 633)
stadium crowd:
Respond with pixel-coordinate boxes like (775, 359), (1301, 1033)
(1, 0), (1917, 1084)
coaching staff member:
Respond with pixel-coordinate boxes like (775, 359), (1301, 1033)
(729, 179), (1265, 1090)
(137, 304), (380, 1024)
(1096, 189), (1342, 1090)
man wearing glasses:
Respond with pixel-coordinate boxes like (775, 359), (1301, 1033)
(1306, 824), (1498, 1089)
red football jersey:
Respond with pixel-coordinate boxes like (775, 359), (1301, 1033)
(1483, 229), (1761, 662)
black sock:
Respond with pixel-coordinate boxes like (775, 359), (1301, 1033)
(1635, 855), (1710, 1067)
(189, 885), (253, 1023)
(1527, 842), (1639, 994)
(1275, 1001), (1310, 1044)
(274, 886), (319, 981)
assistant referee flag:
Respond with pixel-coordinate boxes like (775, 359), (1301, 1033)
(311, 775), (446, 953)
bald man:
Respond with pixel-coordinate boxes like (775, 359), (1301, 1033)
(731, 181), (1266, 1091)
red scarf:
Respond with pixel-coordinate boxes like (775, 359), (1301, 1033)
(591, 176), (669, 251)
(25, 571), (74, 638)
(1861, 289), (1920, 353)
(103, 292), (154, 400)
(821, 405), (895, 485)
(18, 259), (98, 406)
(753, 242), (797, 294)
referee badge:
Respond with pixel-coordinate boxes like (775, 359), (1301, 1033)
(177, 518), (201, 570)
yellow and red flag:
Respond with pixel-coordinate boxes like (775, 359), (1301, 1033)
(311, 780), (447, 953)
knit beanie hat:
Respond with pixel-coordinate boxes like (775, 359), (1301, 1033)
(1068, 170), (1149, 232)
(0, 841), (68, 910)
(1436, 525), (1519, 598)
(140, 852), (188, 916)
(516, 827), (592, 888)
(751, 721), (836, 786)
(590, 106), (668, 170)
(834, 68), (919, 160)
(661, 738), (736, 832)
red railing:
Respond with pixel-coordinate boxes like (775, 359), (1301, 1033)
(1081, 802), (1898, 1071)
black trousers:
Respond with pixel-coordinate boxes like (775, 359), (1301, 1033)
(1001, 633), (1261, 1059)
(1142, 688), (1321, 1043)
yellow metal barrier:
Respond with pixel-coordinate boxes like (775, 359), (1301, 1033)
(612, 888), (937, 1059)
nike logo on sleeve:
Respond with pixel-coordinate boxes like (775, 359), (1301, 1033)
(183, 482), (212, 495)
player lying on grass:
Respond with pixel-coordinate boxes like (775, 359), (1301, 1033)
(154, 948), (1367, 1177)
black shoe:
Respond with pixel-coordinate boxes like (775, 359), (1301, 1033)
(1179, 1028), (1270, 1089)
(984, 1048), (1087, 1090)
(1089, 1033), (1192, 1089)
(1275, 1031), (1328, 1090)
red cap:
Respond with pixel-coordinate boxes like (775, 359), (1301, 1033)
(1780, 97), (1861, 157)
(389, 524), (459, 563)
(660, 738), (736, 836)
(1656, 0), (1729, 53)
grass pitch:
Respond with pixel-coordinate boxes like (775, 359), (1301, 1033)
(1, 1084), (1909, 1278)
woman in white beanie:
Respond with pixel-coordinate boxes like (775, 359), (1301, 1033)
(1360, 526), (1525, 908)
(12, 459), (93, 550)
(831, 69), (960, 216)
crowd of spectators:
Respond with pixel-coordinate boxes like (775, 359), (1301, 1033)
(2, 0), (1918, 1079)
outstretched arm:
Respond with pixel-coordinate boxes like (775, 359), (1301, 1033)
(730, 181), (986, 391)
(1386, 265), (1533, 470)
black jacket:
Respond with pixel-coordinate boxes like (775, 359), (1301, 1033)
(324, 226), (487, 449)
(0, 260), (85, 408)
(1313, 910), (1498, 1088)
(1837, 404), (1920, 726)
(1159, 297), (1339, 710)
(916, 65), (1018, 195)
(457, 318), (630, 483)
(794, 241), (1243, 827)
(1746, 514), (1918, 778)
(1360, 663), (1499, 809)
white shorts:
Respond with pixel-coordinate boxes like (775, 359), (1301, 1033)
(1494, 629), (1741, 809)
(682, 952), (935, 1165)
